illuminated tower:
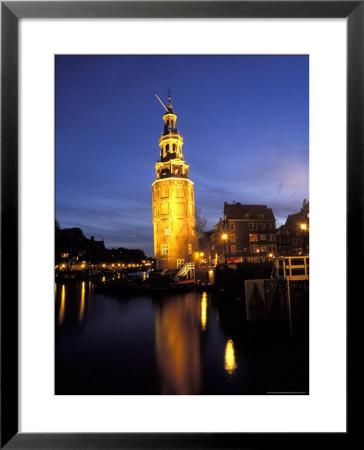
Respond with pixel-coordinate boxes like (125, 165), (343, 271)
(152, 93), (198, 270)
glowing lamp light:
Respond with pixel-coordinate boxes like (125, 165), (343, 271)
(224, 339), (237, 375)
(222, 233), (228, 240)
(300, 223), (308, 231)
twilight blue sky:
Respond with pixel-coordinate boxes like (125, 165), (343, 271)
(56, 55), (309, 257)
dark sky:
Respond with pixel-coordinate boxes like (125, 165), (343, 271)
(56, 55), (309, 257)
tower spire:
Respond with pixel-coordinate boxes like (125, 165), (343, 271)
(167, 88), (173, 112)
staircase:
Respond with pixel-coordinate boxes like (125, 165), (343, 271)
(174, 262), (195, 282)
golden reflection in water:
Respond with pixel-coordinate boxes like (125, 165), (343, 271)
(200, 292), (208, 331)
(79, 281), (86, 322)
(224, 339), (237, 375)
(58, 285), (66, 325)
(155, 294), (201, 394)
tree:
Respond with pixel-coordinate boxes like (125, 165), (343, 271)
(195, 207), (207, 238)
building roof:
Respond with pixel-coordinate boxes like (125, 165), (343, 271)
(223, 202), (275, 220)
(285, 211), (308, 233)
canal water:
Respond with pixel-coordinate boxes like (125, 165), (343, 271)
(55, 280), (308, 395)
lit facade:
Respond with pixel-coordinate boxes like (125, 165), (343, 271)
(152, 95), (198, 269)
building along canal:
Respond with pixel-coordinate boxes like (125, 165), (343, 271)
(55, 276), (308, 395)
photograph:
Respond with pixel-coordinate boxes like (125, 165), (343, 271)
(55, 54), (309, 395)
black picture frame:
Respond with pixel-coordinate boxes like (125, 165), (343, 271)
(1, 1), (357, 448)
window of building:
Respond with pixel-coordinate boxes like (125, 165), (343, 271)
(161, 244), (168, 255)
(268, 245), (276, 253)
(161, 201), (169, 215)
(230, 234), (236, 242)
(229, 222), (235, 231)
(161, 186), (169, 198)
(249, 233), (259, 242)
(260, 223), (266, 230)
(231, 245), (236, 253)
(260, 234), (267, 240)
(188, 244), (192, 254)
(244, 213), (249, 219)
(260, 245), (267, 253)
(249, 222), (258, 231)
(257, 214), (264, 219)
(164, 228), (171, 236)
(250, 245), (259, 252)
(177, 259), (184, 268)
(177, 184), (184, 197)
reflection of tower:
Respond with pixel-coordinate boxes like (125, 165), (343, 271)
(152, 92), (198, 270)
(155, 293), (201, 394)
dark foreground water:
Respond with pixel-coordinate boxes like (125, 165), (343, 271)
(55, 281), (308, 395)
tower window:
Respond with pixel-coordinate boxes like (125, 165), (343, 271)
(161, 244), (168, 255)
(229, 222), (235, 231)
(166, 144), (170, 153)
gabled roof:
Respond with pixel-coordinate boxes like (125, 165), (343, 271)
(223, 202), (275, 220)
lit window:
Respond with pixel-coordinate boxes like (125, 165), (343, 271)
(230, 234), (236, 242)
(188, 244), (192, 254)
(177, 259), (184, 268)
(249, 233), (259, 242)
(161, 244), (168, 255)
(244, 213), (249, 219)
(231, 245), (236, 253)
(229, 222), (235, 231)
(164, 228), (171, 236)
(260, 245), (267, 253)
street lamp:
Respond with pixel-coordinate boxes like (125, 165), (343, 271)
(299, 223), (309, 254)
(221, 233), (228, 263)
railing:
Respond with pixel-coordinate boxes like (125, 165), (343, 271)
(271, 255), (309, 281)
(174, 262), (195, 281)
(271, 255), (310, 281)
